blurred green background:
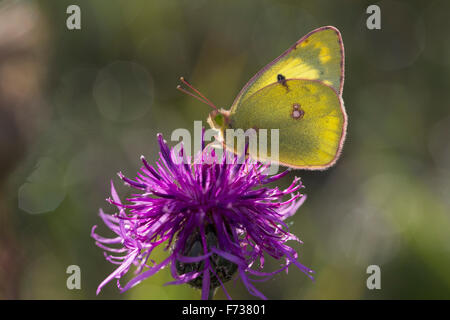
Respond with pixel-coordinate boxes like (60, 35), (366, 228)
(1, 0), (450, 299)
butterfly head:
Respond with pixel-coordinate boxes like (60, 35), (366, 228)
(207, 109), (231, 134)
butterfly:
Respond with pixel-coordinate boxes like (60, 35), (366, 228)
(178, 26), (347, 170)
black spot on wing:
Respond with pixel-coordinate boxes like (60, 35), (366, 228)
(277, 74), (289, 92)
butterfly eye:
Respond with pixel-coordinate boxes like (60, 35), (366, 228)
(214, 114), (224, 127)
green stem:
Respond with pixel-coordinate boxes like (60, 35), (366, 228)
(208, 287), (217, 300)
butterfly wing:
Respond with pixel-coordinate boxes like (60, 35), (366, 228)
(231, 26), (344, 112)
(228, 79), (347, 169)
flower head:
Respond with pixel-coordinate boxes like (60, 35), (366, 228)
(92, 133), (313, 299)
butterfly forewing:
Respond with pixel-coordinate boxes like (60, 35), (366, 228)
(231, 26), (344, 112)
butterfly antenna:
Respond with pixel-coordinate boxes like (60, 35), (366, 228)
(177, 85), (213, 107)
(177, 77), (218, 111)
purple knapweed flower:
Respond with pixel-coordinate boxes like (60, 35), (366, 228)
(91, 133), (313, 299)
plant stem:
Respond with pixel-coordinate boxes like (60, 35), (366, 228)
(208, 287), (217, 300)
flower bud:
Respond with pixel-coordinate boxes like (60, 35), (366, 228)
(175, 225), (238, 289)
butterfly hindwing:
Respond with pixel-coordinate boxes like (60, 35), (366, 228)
(228, 79), (346, 169)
